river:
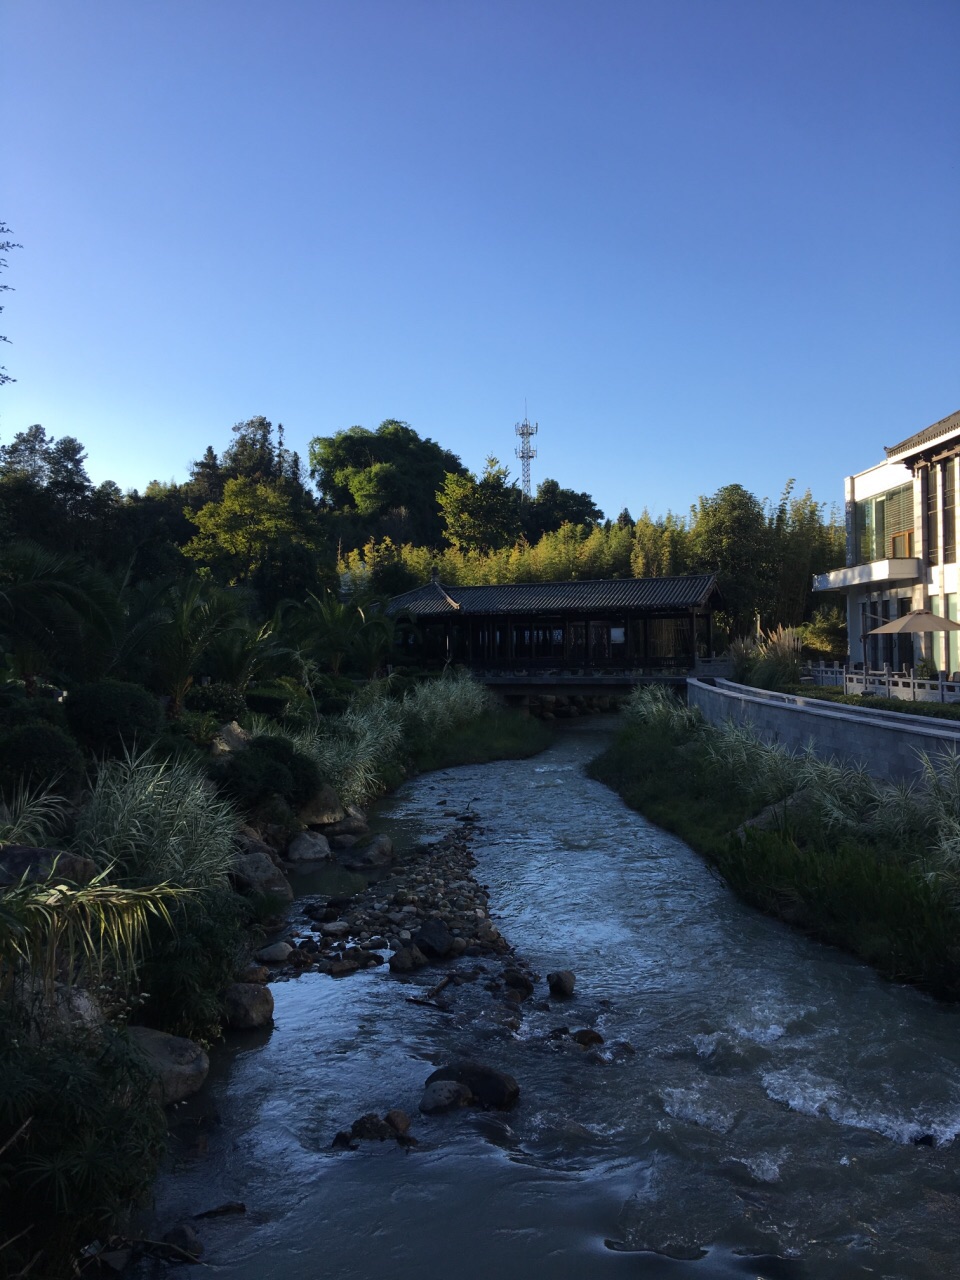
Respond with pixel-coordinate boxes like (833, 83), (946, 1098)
(141, 722), (960, 1279)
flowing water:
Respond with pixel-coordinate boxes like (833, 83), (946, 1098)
(143, 723), (960, 1279)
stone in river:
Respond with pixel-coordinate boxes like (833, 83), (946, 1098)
(128, 1027), (209, 1106)
(424, 1061), (520, 1110)
(162, 1223), (204, 1259)
(222, 982), (274, 1029)
(413, 917), (454, 958)
(350, 1112), (395, 1141)
(503, 967), (534, 997)
(286, 831), (332, 862)
(419, 1079), (473, 1114)
(388, 945), (428, 973)
(571, 1028), (604, 1047)
(385, 1109), (411, 1135)
(257, 941), (293, 964)
(547, 969), (576, 998)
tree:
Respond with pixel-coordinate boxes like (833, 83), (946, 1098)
(688, 484), (772, 634)
(0, 222), (21, 386)
(182, 476), (319, 585)
(437, 457), (522, 554)
(521, 478), (603, 540)
(308, 419), (466, 545)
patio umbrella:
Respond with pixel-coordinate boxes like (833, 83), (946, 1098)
(867, 609), (960, 634)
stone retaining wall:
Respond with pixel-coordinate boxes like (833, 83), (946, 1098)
(686, 678), (960, 782)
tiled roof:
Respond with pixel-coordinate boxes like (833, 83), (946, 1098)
(885, 409), (960, 460)
(386, 574), (721, 617)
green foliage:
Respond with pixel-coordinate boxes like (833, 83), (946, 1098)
(402, 670), (490, 740)
(409, 708), (551, 772)
(749, 625), (802, 690)
(0, 721), (84, 799)
(796, 687), (960, 722)
(184, 680), (248, 721)
(136, 887), (254, 1041)
(0, 778), (70, 846)
(183, 475), (319, 585)
(248, 735), (322, 806)
(437, 456), (523, 554)
(589, 711), (960, 998)
(0, 1015), (167, 1276)
(245, 684), (292, 716)
(797, 605), (848, 660)
(74, 749), (239, 886)
(308, 418), (466, 546)
(65, 678), (162, 756)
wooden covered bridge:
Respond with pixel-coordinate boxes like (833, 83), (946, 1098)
(386, 573), (724, 690)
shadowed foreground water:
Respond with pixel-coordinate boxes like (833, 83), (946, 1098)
(139, 723), (960, 1279)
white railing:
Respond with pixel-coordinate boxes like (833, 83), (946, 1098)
(802, 661), (960, 703)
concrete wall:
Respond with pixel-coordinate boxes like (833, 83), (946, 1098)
(687, 678), (960, 782)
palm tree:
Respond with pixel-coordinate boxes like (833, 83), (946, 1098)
(292, 590), (366, 677)
(148, 578), (241, 715)
(0, 541), (119, 692)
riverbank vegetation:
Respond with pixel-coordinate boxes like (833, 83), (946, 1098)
(589, 686), (960, 1000)
(0, 662), (545, 1277)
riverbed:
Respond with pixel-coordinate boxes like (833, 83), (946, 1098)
(141, 722), (960, 1279)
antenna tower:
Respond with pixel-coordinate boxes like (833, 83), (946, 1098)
(515, 414), (538, 499)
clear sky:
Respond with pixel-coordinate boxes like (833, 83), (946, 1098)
(2, 0), (958, 522)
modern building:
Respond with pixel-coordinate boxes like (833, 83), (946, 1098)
(386, 573), (723, 674)
(814, 408), (960, 674)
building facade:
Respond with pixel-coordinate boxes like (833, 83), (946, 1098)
(814, 409), (960, 673)
(386, 574), (723, 674)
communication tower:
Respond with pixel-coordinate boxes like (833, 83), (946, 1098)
(515, 414), (538, 499)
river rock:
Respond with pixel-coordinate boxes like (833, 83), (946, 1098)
(388, 944), (428, 973)
(128, 1027), (209, 1105)
(385, 1108), (411, 1135)
(257, 941), (293, 964)
(339, 833), (394, 870)
(240, 963), (270, 984)
(299, 784), (345, 827)
(230, 844), (294, 904)
(0, 845), (98, 886)
(547, 969), (576, 998)
(286, 831), (332, 862)
(571, 1028), (604, 1047)
(162, 1224), (204, 1259)
(350, 1113), (395, 1141)
(424, 1061), (520, 1110)
(322, 813), (370, 838)
(413, 917), (454, 958)
(320, 919), (351, 938)
(503, 967), (534, 997)
(222, 982), (274, 1029)
(419, 1079), (473, 1114)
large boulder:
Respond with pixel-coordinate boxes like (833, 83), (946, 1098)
(286, 831), (332, 862)
(299, 784), (344, 827)
(419, 1079), (472, 1115)
(321, 813), (370, 838)
(128, 1027), (209, 1105)
(547, 969), (576, 998)
(229, 840), (294, 904)
(222, 982), (274, 1029)
(338, 833), (393, 870)
(424, 1061), (520, 1110)
(0, 845), (98, 886)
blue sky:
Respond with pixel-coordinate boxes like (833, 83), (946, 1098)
(2, 0), (958, 523)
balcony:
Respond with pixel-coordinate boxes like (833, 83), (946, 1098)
(813, 558), (922, 592)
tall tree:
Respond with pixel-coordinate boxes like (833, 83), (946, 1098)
(309, 419), (466, 546)
(437, 457), (523, 554)
(522, 478), (603, 540)
(688, 484), (771, 634)
(182, 476), (319, 586)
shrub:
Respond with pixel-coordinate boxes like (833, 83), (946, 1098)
(184, 681), (247, 722)
(136, 887), (254, 1041)
(65, 679), (162, 757)
(0, 722), (85, 799)
(74, 749), (239, 886)
(249, 735), (322, 808)
(0, 690), (68, 732)
(211, 748), (294, 811)
(0, 1015), (166, 1277)
(245, 685), (291, 717)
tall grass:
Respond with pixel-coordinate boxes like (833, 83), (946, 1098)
(73, 749), (239, 886)
(589, 705), (960, 998)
